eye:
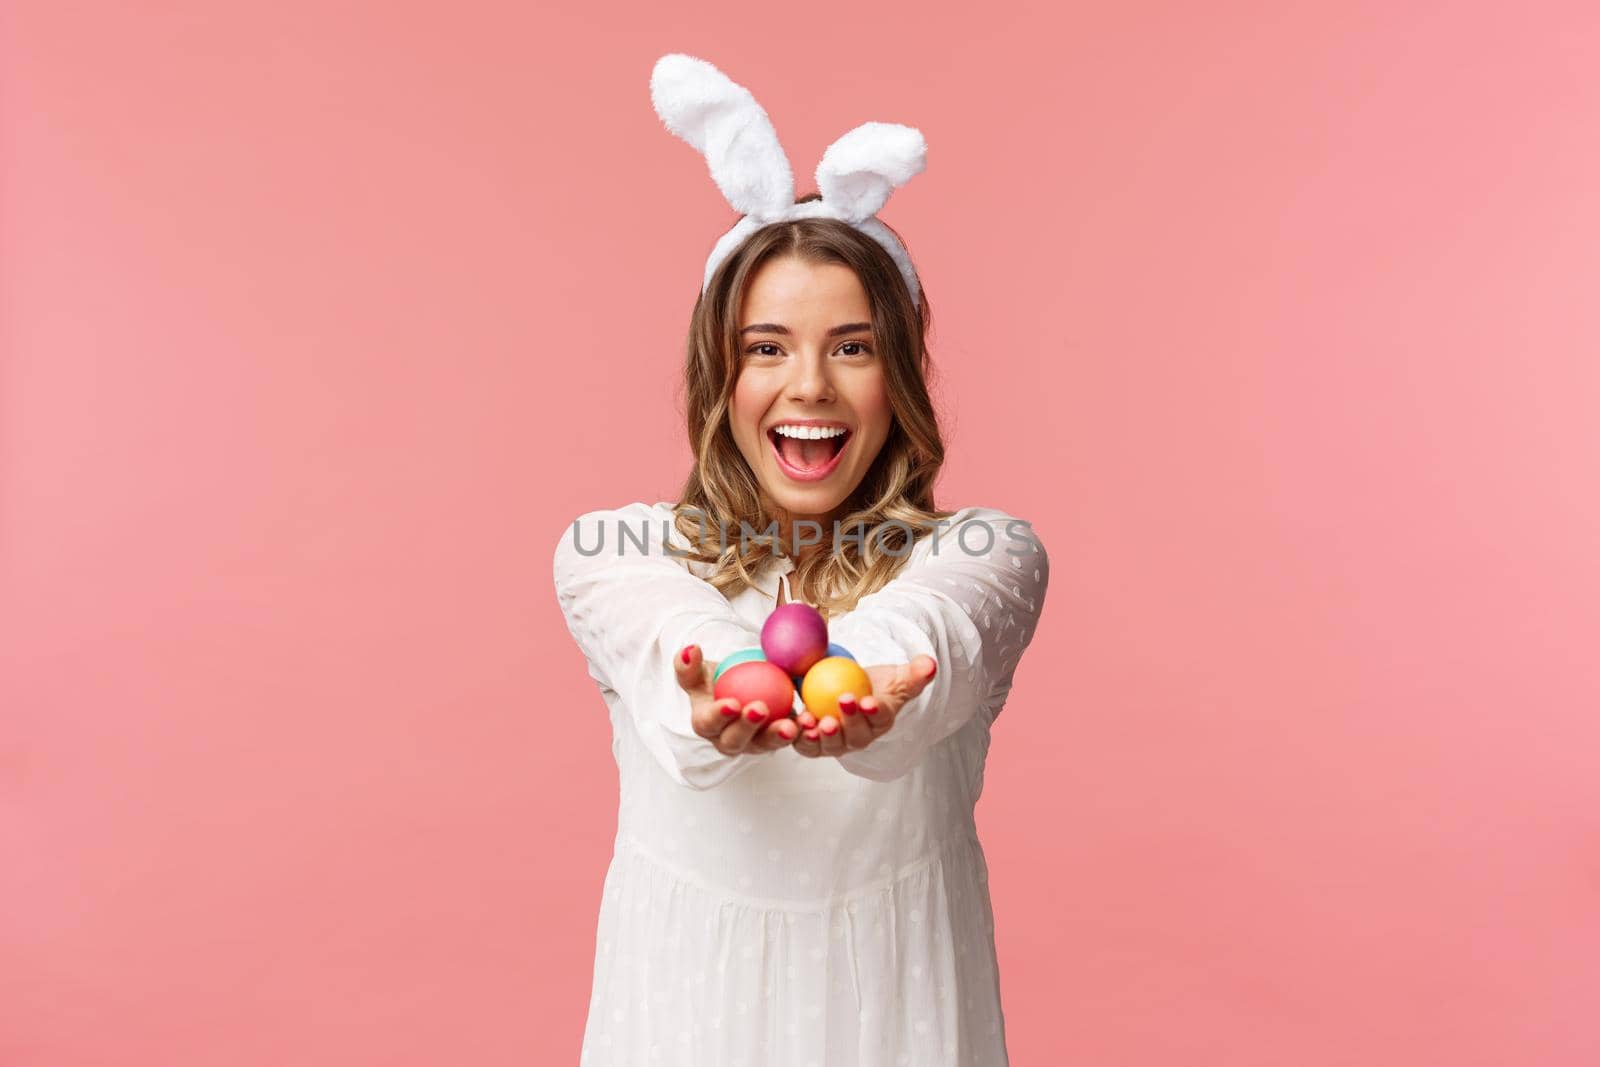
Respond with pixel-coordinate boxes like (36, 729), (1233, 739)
(743, 340), (874, 357)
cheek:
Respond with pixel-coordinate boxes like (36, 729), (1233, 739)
(730, 377), (768, 445)
(851, 380), (892, 439)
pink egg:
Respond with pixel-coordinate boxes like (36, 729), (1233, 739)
(761, 602), (829, 676)
(712, 661), (795, 724)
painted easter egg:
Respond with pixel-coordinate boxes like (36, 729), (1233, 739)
(711, 647), (767, 685)
(712, 661), (795, 725)
(761, 602), (829, 676)
(799, 656), (873, 721)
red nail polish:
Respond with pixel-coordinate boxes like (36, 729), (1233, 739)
(681, 646), (693, 664)
(804, 730), (820, 741)
(821, 719), (838, 735)
(746, 707), (765, 723)
(928, 659), (937, 678)
(840, 699), (857, 716)
(721, 704), (740, 718)
(862, 701), (878, 715)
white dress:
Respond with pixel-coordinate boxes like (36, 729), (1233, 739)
(552, 500), (1050, 1067)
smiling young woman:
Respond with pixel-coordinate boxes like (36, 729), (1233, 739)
(552, 55), (1049, 1067)
(553, 200), (1051, 1066)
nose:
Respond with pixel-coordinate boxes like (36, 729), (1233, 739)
(785, 348), (836, 404)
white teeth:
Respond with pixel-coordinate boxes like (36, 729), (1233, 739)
(773, 425), (847, 440)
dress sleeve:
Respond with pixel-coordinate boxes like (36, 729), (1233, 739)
(825, 508), (1050, 782)
(552, 503), (767, 791)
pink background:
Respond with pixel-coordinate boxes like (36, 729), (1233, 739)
(4, 2), (1598, 1064)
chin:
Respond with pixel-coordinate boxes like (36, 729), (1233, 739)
(769, 480), (855, 514)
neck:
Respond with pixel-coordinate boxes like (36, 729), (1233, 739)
(767, 508), (835, 560)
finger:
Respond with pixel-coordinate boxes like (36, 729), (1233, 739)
(752, 716), (798, 752)
(817, 714), (846, 756)
(860, 694), (897, 739)
(694, 696), (744, 740)
(909, 654), (937, 694)
(836, 692), (872, 750)
(794, 721), (823, 759)
(796, 709), (818, 730)
(716, 700), (769, 755)
(674, 644), (706, 693)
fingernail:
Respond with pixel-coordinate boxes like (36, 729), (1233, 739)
(928, 659), (937, 678)
(681, 646), (694, 664)
(840, 697), (857, 716)
(862, 700), (878, 715)
(746, 707), (765, 723)
(721, 704), (740, 718)
(822, 719), (840, 736)
(777, 723), (796, 740)
(804, 729), (820, 741)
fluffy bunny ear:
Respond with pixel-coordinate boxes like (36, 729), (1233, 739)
(815, 122), (927, 224)
(650, 53), (796, 220)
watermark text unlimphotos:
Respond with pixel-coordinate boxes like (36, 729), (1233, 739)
(565, 507), (1039, 560)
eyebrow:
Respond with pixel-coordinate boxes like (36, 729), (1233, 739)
(739, 321), (873, 338)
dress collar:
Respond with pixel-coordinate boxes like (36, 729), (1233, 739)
(760, 553), (796, 602)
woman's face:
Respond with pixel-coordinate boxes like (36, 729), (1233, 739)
(730, 255), (892, 543)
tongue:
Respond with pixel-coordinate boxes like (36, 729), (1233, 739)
(779, 434), (835, 471)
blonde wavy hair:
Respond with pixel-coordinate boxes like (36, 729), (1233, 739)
(671, 193), (956, 619)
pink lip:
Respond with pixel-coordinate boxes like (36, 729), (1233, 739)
(769, 429), (849, 482)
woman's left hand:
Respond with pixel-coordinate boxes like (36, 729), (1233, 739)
(791, 655), (937, 759)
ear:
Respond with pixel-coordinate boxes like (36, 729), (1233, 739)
(650, 53), (796, 220)
(814, 122), (927, 223)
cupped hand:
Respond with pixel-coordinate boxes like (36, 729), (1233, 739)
(792, 654), (937, 759)
(676, 645), (798, 756)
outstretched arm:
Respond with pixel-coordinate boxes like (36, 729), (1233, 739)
(552, 503), (769, 790)
(824, 508), (1050, 782)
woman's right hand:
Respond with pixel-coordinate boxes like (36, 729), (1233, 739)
(676, 645), (798, 755)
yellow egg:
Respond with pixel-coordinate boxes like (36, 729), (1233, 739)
(799, 656), (873, 720)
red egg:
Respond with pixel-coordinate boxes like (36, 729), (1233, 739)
(712, 661), (795, 724)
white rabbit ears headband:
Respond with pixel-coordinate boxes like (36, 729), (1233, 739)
(649, 53), (928, 309)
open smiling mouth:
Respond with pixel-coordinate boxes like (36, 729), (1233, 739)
(767, 427), (851, 481)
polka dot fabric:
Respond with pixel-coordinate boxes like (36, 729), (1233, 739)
(553, 501), (1050, 1065)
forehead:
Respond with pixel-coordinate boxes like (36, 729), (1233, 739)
(740, 256), (870, 324)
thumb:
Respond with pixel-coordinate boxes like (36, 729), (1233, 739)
(907, 654), (938, 695)
(674, 644), (704, 691)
